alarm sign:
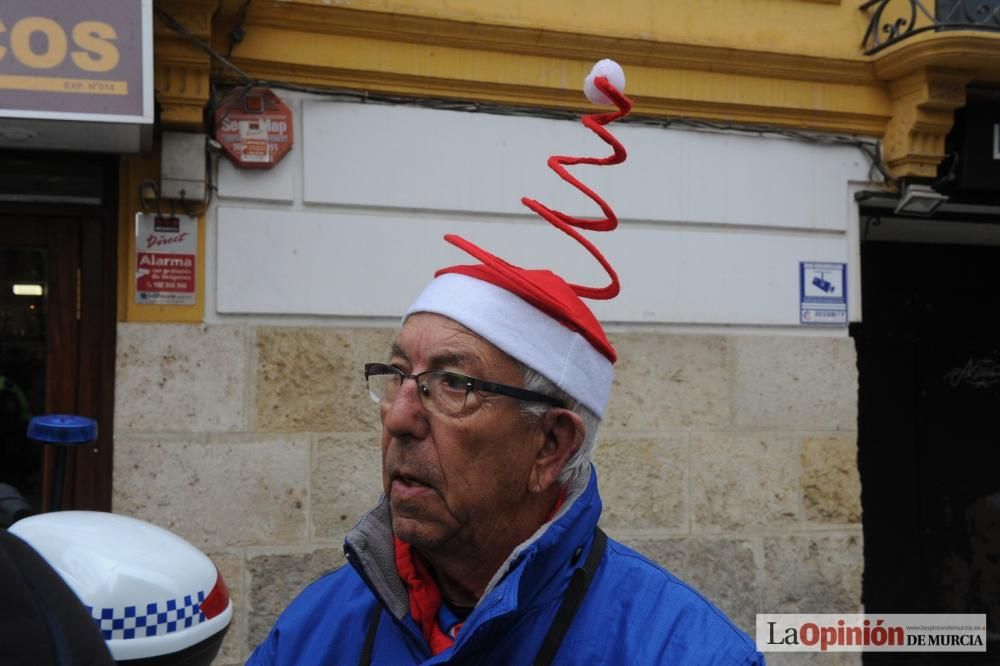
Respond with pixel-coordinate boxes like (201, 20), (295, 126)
(214, 87), (293, 169)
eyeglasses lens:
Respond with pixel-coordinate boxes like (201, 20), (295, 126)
(366, 367), (471, 415)
(367, 371), (398, 405)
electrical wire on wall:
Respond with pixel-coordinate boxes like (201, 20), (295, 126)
(154, 5), (894, 188)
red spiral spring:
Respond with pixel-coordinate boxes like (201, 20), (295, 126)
(443, 75), (633, 301)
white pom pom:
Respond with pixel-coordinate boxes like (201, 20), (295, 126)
(584, 59), (625, 105)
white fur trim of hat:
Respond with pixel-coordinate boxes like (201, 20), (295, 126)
(404, 273), (613, 419)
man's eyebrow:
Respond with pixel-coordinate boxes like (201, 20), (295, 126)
(388, 343), (470, 369)
(388, 342), (407, 361)
(427, 351), (469, 369)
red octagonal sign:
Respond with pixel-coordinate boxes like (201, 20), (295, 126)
(214, 87), (294, 169)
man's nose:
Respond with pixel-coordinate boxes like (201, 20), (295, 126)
(380, 377), (430, 440)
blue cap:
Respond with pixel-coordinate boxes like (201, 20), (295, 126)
(27, 415), (98, 445)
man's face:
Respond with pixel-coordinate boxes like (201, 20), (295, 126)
(380, 313), (544, 557)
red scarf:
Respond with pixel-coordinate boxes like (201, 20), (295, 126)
(393, 488), (568, 655)
(394, 537), (455, 654)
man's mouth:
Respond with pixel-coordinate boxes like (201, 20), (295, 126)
(391, 474), (434, 499)
(393, 474), (430, 488)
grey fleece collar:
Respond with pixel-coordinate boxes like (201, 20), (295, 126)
(344, 471), (590, 617)
(344, 497), (409, 620)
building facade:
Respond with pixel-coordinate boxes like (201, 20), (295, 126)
(4, 1), (1000, 663)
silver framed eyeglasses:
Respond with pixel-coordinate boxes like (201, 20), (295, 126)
(364, 362), (563, 416)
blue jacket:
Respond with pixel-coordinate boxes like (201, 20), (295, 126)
(248, 467), (764, 665)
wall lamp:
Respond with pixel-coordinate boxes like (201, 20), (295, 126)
(894, 184), (948, 216)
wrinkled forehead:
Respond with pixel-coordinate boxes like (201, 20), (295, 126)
(391, 312), (523, 377)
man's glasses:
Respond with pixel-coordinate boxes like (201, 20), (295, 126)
(364, 363), (563, 416)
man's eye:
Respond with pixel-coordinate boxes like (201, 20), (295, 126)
(439, 374), (469, 393)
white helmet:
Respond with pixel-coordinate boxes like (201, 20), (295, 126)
(10, 511), (232, 664)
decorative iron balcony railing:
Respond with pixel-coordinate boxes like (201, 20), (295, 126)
(861, 0), (1000, 54)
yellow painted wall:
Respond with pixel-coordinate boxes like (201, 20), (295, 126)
(280, 0), (868, 59)
(218, 0), (892, 138)
(117, 149), (206, 323)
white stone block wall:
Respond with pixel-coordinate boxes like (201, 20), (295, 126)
(111, 94), (868, 663)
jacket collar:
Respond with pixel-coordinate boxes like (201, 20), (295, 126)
(480, 466), (599, 604)
(344, 466), (602, 639)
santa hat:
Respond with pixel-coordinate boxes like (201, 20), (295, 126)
(405, 60), (632, 419)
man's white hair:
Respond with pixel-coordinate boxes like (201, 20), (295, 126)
(518, 365), (600, 487)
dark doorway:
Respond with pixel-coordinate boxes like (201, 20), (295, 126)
(856, 238), (1000, 664)
(0, 152), (118, 516)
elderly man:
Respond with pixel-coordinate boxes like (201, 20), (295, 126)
(249, 66), (762, 665)
(247, 271), (763, 665)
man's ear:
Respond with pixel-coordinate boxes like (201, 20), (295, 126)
(530, 408), (585, 494)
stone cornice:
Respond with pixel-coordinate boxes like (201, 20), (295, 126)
(872, 31), (1000, 83)
(245, 2), (877, 87)
(232, 57), (890, 137)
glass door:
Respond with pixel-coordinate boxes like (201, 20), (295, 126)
(0, 219), (79, 514)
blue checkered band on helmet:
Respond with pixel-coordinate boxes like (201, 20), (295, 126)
(86, 590), (207, 640)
